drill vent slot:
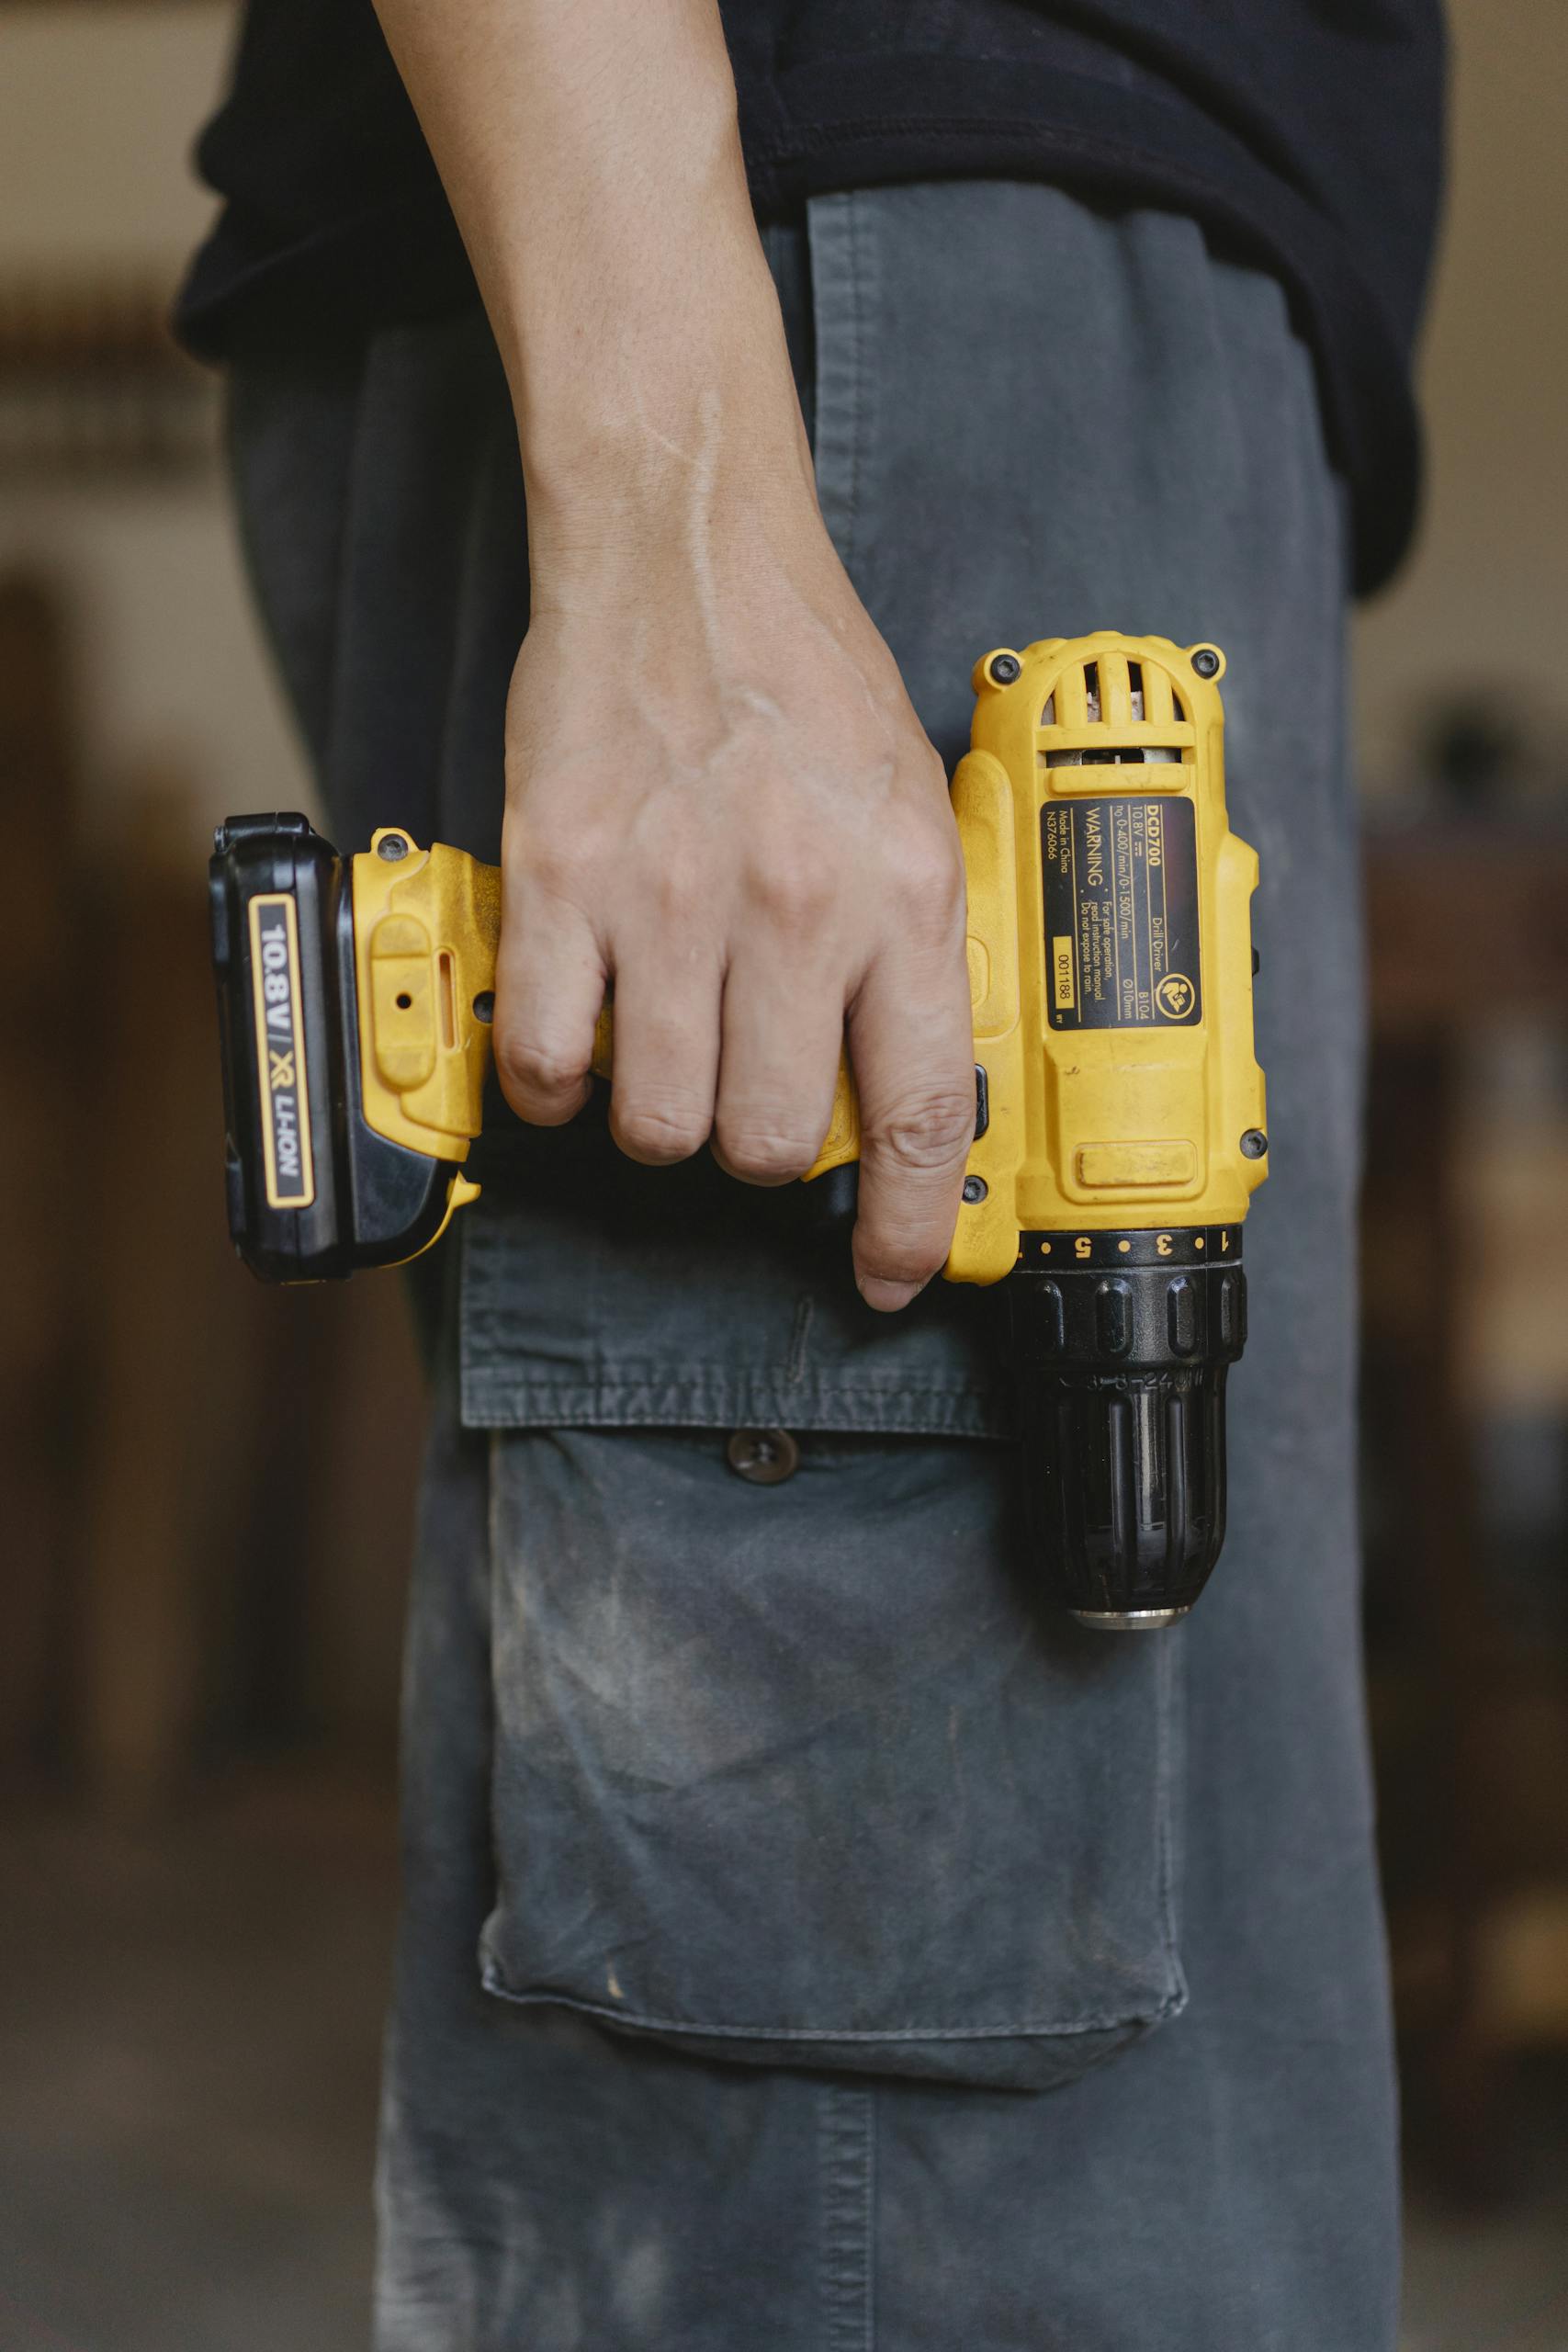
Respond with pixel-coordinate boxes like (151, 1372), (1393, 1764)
(1044, 746), (1181, 766)
(1040, 659), (1187, 735)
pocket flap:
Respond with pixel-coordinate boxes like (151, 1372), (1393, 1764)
(458, 1115), (1012, 1441)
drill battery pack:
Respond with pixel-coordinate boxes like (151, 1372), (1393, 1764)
(209, 813), (481, 1283)
(209, 633), (1267, 1623)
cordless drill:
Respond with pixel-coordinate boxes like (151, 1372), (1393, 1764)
(210, 631), (1267, 1624)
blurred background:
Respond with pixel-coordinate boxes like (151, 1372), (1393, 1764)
(0, 3), (1564, 2346)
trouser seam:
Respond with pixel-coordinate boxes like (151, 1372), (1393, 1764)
(818, 2083), (876, 2351)
(807, 191), (868, 581)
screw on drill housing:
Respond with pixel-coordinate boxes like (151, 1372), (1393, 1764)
(377, 833), (410, 860)
(1190, 648), (1221, 679)
(1240, 1128), (1268, 1159)
(963, 1176), (988, 1204)
(472, 991), (495, 1023)
(987, 653), (1022, 685)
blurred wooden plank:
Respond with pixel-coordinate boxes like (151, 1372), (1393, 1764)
(1366, 822), (1568, 1031)
(0, 270), (217, 480)
(0, 571), (86, 1780)
(71, 775), (423, 1807)
(1363, 814), (1568, 2191)
(72, 775), (255, 1806)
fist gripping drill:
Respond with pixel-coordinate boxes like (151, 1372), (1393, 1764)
(210, 632), (1267, 1625)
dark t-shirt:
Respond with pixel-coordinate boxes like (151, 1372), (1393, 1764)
(175, 1), (1445, 590)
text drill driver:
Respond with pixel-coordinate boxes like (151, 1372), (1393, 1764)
(210, 631), (1267, 1626)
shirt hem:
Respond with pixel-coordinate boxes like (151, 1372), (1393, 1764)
(174, 61), (1422, 587)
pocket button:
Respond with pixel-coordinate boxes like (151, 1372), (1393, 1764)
(726, 1428), (800, 1485)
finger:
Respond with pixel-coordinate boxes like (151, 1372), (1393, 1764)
(605, 945), (722, 1166)
(711, 950), (846, 1186)
(846, 933), (976, 1313)
(492, 881), (605, 1126)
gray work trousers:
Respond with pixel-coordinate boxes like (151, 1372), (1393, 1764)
(229, 182), (1396, 2350)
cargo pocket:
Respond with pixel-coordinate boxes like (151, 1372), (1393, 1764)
(478, 1425), (1185, 2093)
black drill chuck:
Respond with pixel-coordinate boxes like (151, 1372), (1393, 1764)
(1005, 1229), (1247, 1627)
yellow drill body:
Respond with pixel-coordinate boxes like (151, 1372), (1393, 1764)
(348, 631), (1266, 1279)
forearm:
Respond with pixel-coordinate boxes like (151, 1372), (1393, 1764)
(374, 0), (975, 1308)
(371, 0), (809, 534)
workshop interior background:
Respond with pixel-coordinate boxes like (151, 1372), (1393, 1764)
(1, 5), (1566, 2348)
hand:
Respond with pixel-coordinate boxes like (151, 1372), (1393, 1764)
(493, 444), (976, 1310)
(371, 0), (973, 1303)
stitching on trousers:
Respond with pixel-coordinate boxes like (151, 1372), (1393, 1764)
(1154, 1621), (1188, 2010)
(818, 2084), (875, 2352)
(807, 193), (864, 582)
(786, 1295), (816, 1385)
(479, 1966), (1179, 2041)
(844, 190), (865, 577)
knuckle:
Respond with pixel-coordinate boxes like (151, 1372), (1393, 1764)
(715, 1115), (817, 1184)
(496, 1030), (588, 1103)
(515, 838), (572, 897)
(751, 848), (836, 935)
(869, 1086), (976, 1174)
(646, 860), (707, 928)
(613, 1095), (711, 1164)
(887, 828), (964, 929)
(511, 826), (594, 905)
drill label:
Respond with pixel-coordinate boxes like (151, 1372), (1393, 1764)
(1041, 796), (1201, 1030)
(248, 893), (316, 1209)
(1051, 934), (1077, 1011)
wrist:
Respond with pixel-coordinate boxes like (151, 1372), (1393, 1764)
(514, 270), (807, 493)
(519, 350), (820, 600)
(492, 141), (808, 528)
